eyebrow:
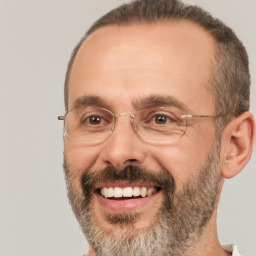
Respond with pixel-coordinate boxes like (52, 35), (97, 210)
(132, 95), (190, 112)
(71, 94), (190, 113)
(72, 95), (109, 110)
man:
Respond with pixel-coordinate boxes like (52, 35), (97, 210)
(58, 0), (255, 255)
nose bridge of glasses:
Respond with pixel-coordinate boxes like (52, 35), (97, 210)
(115, 113), (135, 119)
(111, 113), (136, 132)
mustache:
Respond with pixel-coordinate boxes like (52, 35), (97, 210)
(81, 165), (175, 203)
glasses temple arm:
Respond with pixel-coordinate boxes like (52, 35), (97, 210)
(181, 114), (224, 119)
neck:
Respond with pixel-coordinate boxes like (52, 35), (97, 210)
(87, 248), (96, 256)
(187, 210), (230, 256)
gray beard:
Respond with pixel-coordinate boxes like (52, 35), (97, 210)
(64, 140), (221, 256)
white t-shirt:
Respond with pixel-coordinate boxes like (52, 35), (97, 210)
(222, 244), (241, 256)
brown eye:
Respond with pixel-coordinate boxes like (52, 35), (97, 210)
(89, 116), (102, 125)
(154, 115), (169, 124)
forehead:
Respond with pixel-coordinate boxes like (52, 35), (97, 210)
(68, 21), (216, 113)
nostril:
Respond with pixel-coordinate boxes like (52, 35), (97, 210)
(125, 159), (137, 165)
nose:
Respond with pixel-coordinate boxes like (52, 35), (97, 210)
(100, 115), (146, 170)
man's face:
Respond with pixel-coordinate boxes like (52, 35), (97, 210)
(64, 22), (220, 255)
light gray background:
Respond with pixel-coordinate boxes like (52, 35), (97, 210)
(0, 0), (255, 255)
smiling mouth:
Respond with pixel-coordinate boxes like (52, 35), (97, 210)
(96, 186), (160, 199)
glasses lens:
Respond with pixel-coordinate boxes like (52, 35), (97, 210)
(64, 107), (114, 143)
(134, 107), (187, 144)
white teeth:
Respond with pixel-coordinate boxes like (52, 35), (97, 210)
(106, 187), (114, 198)
(141, 187), (147, 197)
(133, 187), (141, 197)
(114, 187), (122, 198)
(147, 187), (154, 196)
(100, 186), (157, 198)
(123, 187), (133, 197)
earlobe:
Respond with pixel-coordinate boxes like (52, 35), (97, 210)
(220, 111), (255, 179)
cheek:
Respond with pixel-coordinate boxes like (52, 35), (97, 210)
(150, 146), (198, 184)
(151, 126), (216, 184)
(64, 139), (101, 177)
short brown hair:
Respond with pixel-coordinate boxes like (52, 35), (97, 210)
(64, 0), (250, 132)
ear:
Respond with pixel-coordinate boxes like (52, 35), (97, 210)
(219, 111), (255, 179)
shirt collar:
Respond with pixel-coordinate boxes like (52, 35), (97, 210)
(222, 244), (241, 256)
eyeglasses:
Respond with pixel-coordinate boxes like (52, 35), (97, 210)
(58, 106), (221, 145)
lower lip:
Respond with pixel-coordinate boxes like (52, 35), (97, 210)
(95, 192), (159, 213)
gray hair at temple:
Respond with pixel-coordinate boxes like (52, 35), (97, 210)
(64, 0), (250, 134)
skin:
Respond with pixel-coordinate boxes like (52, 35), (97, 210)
(65, 21), (255, 256)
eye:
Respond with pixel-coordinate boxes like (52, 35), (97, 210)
(148, 112), (176, 125)
(69, 107), (114, 135)
(88, 115), (105, 125)
(75, 108), (113, 127)
(140, 108), (181, 127)
(81, 114), (110, 126)
(153, 114), (171, 124)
